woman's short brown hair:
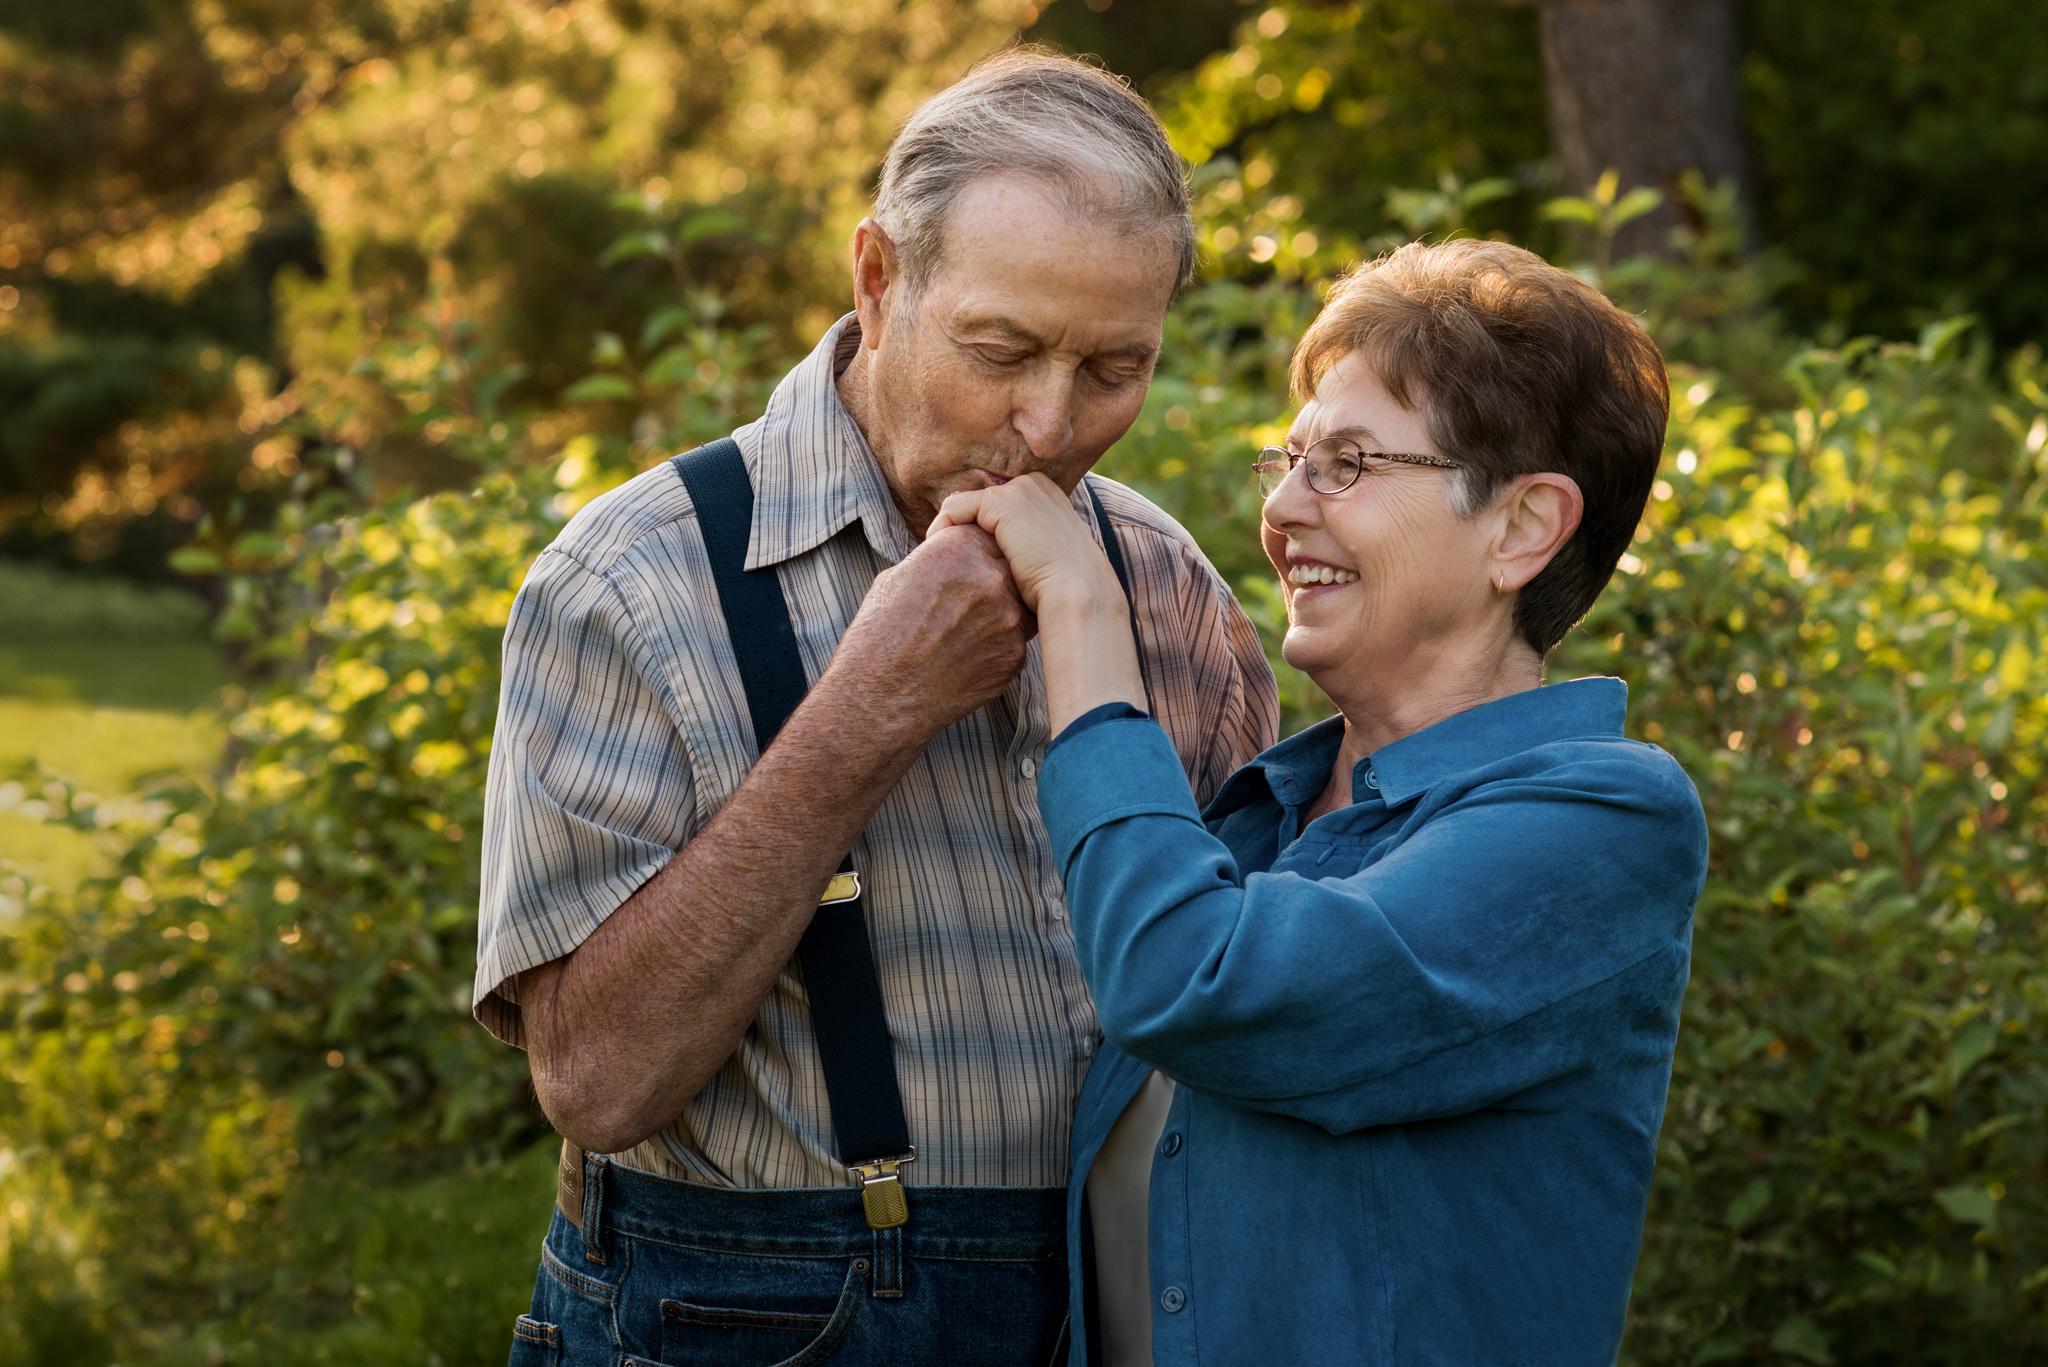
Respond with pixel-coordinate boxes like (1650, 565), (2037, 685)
(1291, 239), (1669, 656)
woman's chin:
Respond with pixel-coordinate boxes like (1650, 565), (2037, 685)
(1279, 629), (1347, 682)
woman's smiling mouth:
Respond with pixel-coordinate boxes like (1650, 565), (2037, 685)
(1287, 561), (1360, 587)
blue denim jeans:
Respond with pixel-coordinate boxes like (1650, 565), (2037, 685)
(508, 1154), (1069, 1367)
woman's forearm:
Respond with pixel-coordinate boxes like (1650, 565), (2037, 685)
(1036, 580), (1148, 734)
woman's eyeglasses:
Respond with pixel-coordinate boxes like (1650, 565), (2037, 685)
(1253, 438), (1461, 498)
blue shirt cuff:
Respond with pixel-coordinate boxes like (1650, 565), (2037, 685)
(1038, 711), (1205, 873)
(1048, 702), (1152, 757)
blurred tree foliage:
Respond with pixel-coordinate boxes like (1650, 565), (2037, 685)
(6, 0), (2045, 575)
(0, 0), (1033, 570)
(1743, 0), (2048, 351)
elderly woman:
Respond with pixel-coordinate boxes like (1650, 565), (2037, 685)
(931, 240), (1706, 1365)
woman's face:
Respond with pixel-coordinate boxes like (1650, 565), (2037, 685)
(1260, 352), (1495, 685)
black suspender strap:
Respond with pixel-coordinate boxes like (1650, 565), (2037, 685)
(1083, 476), (1147, 705)
(671, 439), (913, 1228)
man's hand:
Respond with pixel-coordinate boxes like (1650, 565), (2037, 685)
(520, 522), (1035, 1156)
(821, 522), (1032, 744)
(931, 474), (1145, 735)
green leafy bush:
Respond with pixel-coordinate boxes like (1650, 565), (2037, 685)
(1561, 335), (2048, 1362)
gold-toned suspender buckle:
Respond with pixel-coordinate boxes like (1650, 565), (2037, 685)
(820, 872), (862, 906)
(850, 1148), (915, 1230)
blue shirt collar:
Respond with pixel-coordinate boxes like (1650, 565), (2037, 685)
(1206, 677), (1630, 818)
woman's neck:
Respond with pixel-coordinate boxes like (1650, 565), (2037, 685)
(1303, 632), (1545, 823)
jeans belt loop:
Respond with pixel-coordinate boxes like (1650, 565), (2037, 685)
(580, 1150), (610, 1264)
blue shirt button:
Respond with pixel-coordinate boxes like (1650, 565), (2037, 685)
(1158, 1131), (1182, 1157)
(1160, 1285), (1186, 1313)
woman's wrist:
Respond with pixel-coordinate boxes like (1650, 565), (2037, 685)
(1037, 572), (1146, 734)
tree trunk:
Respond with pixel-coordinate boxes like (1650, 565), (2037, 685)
(1535, 0), (1747, 258)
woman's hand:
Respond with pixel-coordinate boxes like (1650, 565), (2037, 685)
(930, 473), (1146, 732)
(930, 473), (1120, 617)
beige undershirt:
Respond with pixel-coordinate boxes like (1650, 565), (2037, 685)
(1085, 1069), (1178, 1367)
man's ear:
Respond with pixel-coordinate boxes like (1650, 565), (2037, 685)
(1492, 472), (1584, 593)
(850, 218), (900, 349)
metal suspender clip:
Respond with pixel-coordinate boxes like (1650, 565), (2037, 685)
(819, 871), (862, 905)
(850, 1148), (916, 1230)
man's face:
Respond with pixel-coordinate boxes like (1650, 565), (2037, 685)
(849, 177), (1181, 535)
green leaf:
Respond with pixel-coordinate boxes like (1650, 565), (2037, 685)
(560, 374), (638, 404)
(1725, 1176), (1772, 1230)
(677, 209), (748, 245)
(1690, 1332), (1757, 1365)
(1612, 185), (1665, 227)
(1964, 1113), (2027, 1146)
(1770, 1317), (1834, 1365)
(326, 957), (388, 1036)
(1917, 314), (1977, 362)
(232, 531), (288, 562)
(597, 229), (672, 267)
(1539, 196), (1600, 225)
(1947, 1019), (1998, 1085)
(642, 344), (701, 388)
(641, 304), (693, 351)
(1934, 1184), (1999, 1229)
(168, 547), (224, 575)
(1459, 176), (1516, 209)
(473, 363), (529, 422)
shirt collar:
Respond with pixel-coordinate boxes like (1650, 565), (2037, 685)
(742, 313), (919, 571)
(1205, 714), (1346, 818)
(1368, 676), (1628, 803)
(1205, 677), (1630, 817)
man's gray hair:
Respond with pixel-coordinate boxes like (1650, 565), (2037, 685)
(875, 49), (1196, 297)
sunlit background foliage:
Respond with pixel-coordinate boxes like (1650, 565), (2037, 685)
(4, 0), (2048, 1362)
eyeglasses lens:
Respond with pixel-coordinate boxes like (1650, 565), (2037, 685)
(1304, 446), (1363, 494)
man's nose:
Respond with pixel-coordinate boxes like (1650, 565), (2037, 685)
(1009, 369), (1076, 462)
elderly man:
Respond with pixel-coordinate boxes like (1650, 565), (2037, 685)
(476, 52), (1276, 1366)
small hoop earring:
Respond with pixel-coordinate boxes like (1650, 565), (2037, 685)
(1493, 575), (1506, 600)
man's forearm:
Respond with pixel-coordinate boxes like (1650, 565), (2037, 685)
(521, 673), (933, 1155)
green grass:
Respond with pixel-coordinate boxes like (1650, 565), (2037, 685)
(144, 1144), (559, 1367)
(0, 562), (558, 1365)
(0, 561), (226, 895)
(0, 638), (228, 712)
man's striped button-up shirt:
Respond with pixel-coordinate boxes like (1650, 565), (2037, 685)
(475, 315), (1279, 1189)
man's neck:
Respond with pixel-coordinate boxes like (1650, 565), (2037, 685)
(833, 343), (929, 539)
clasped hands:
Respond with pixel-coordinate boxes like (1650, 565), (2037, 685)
(825, 474), (1143, 747)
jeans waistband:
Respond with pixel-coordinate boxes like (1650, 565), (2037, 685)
(596, 1159), (1066, 1261)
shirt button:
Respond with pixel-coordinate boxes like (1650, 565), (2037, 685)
(1160, 1286), (1186, 1314)
(1080, 1036), (1097, 1058)
(1158, 1131), (1182, 1157)
(1020, 756), (1038, 779)
(1363, 767), (1380, 790)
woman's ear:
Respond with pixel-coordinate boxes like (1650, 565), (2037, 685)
(1492, 472), (1584, 593)
(850, 218), (899, 347)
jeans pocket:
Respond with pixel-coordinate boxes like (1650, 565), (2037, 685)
(509, 1314), (562, 1366)
(660, 1256), (866, 1367)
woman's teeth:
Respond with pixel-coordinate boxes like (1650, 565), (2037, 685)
(1288, 564), (1359, 586)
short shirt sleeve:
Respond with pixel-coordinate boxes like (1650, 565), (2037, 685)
(473, 546), (696, 1045)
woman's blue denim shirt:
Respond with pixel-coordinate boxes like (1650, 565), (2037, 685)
(1041, 678), (1707, 1366)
